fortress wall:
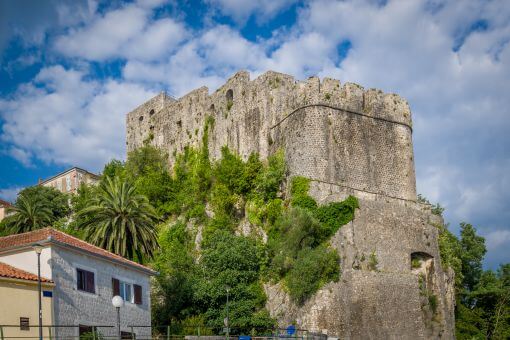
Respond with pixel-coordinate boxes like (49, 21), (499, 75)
(271, 105), (416, 200)
(126, 70), (415, 200)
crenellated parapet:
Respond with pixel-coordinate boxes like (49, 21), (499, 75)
(126, 70), (416, 201)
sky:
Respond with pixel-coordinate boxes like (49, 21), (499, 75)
(0, 0), (509, 268)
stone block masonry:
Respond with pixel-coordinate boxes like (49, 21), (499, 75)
(126, 70), (455, 339)
(127, 70), (415, 201)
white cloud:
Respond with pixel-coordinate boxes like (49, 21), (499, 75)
(485, 229), (510, 251)
(0, 66), (156, 171)
(0, 0), (96, 53)
(124, 25), (266, 95)
(54, 2), (187, 62)
(7, 147), (33, 167)
(207, 0), (298, 24)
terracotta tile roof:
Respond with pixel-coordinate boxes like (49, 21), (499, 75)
(0, 199), (12, 207)
(0, 228), (155, 274)
(0, 261), (52, 283)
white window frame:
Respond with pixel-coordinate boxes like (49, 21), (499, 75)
(119, 281), (134, 303)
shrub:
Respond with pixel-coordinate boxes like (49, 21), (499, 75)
(255, 150), (285, 200)
(285, 246), (340, 304)
(315, 196), (359, 235)
(428, 294), (438, 314)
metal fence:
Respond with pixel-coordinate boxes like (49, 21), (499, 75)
(0, 325), (328, 340)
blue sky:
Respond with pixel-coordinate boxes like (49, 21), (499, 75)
(0, 0), (509, 268)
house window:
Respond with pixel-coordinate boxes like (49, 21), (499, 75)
(77, 268), (95, 293)
(20, 317), (30, 331)
(120, 281), (132, 302)
(113, 278), (142, 305)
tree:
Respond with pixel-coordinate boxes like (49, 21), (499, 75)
(75, 177), (160, 263)
(193, 230), (274, 332)
(460, 222), (487, 291)
(102, 159), (126, 180)
(4, 194), (53, 233)
(18, 186), (70, 219)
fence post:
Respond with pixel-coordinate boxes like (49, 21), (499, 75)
(48, 326), (52, 340)
(167, 325), (170, 340)
(0, 326), (4, 340)
(130, 326), (135, 340)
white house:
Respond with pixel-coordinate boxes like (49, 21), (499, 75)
(0, 228), (156, 339)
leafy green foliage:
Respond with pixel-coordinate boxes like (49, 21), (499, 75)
(254, 150), (285, 200)
(412, 257), (421, 269)
(459, 222), (487, 292)
(267, 204), (350, 303)
(417, 193), (445, 216)
(437, 222), (464, 288)
(290, 176), (358, 237)
(428, 294), (438, 314)
(435, 222), (510, 339)
(3, 186), (70, 233)
(368, 251), (379, 271)
(285, 246), (340, 304)
(102, 159), (126, 179)
(315, 196), (359, 235)
(152, 222), (197, 325)
(75, 177), (160, 262)
(196, 231), (274, 332)
(4, 195), (53, 233)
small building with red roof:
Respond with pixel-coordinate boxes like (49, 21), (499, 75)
(0, 228), (156, 339)
(0, 262), (55, 339)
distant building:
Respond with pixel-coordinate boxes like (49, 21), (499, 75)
(0, 228), (156, 339)
(39, 167), (100, 194)
(0, 199), (13, 222)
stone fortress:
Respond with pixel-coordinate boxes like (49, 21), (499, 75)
(126, 70), (455, 339)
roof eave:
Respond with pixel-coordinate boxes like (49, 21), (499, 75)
(0, 238), (157, 276)
(0, 276), (55, 286)
(50, 239), (157, 276)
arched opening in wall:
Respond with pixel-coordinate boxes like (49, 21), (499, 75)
(226, 89), (233, 111)
(226, 89), (233, 102)
(411, 251), (440, 320)
(177, 120), (182, 128)
(210, 104), (215, 112)
(149, 125), (154, 131)
(139, 116), (144, 122)
(411, 252), (434, 274)
(149, 109), (155, 116)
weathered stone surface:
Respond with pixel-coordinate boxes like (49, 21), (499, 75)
(127, 70), (414, 201)
(126, 70), (454, 339)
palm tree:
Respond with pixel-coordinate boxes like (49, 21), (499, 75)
(76, 176), (160, 262)
(7, 194), (53, 233)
